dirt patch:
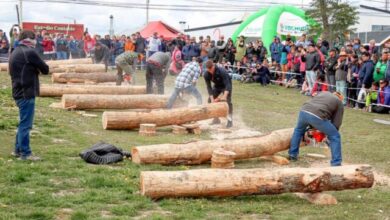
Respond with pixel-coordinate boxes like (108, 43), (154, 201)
(100, 210), (114, 218)
(49, 178), (80, 186)
(373, 171), (390, 187)
(55, 208), (73, 220)
(52, 138), (68, 144)
(52, 188), (84, 198)
(133, 206), (172, 220)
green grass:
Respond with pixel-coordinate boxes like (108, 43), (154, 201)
(0, 71), (389, 220)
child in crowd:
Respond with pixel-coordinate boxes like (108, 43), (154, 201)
(372, 79), (390, 114)
(365, 82), (379, 112)
(311, 74), (328, 96)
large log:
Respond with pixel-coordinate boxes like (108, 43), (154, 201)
(131, 128), (293, 165)
(39, 84), (146, 97)
(62, 94), (170, 110)
(0, 63), (7, 72)
(102, 102), (229, 130)
(140, 165), (374, 199)
(51, 64), (105, 73)
(46, 58), (92, 67)
(52, 72), (116, 83)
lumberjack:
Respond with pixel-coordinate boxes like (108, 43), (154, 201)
(204, 60), (233, 128)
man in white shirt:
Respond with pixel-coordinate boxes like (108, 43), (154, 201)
(147, 32), (161, 57)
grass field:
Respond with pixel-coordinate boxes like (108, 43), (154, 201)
(0, 70), (389, 220)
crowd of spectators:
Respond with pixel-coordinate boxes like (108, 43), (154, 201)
(1, 24), (389, 114)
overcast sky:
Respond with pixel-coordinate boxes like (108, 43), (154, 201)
(0, 0), (379, 36)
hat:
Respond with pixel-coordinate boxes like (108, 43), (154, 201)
(339, 51), (347, 56)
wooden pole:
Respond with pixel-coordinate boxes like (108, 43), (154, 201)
(131, 128), (293, 165)
(140, 165), (374, 199)
(39, 84), (146, 97)
(102, 102), (229, 130)
(62, 94), (170, 110)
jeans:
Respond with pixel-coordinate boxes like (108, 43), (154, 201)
(146, 63), (166, 94)
(289, 111), (342, 166)
(56, 51), (67, 60)
(336, 80), (347, 105)
(15, 98), (35, 157)
(167, 86), (202, 108)
(327, 74), (336, 92)
(305, 70), (316, 92)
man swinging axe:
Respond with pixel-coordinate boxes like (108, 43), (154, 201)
(288, 92), (344, 166)
(204, 60), (233, 128)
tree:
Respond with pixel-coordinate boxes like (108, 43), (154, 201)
(306, 0), (359, 43)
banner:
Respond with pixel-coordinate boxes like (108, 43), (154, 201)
(22, 22), (85, 39)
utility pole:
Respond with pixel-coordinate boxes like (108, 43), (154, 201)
(386, 0), (389, 11)
(19, 0), (23, 29)
(109, 15), (114, 37)
(146, 0), (150, 25)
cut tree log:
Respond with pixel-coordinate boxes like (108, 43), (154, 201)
(140, 164), (374, 199)
(131, 128), (293, 165)
(0, 63), (8, 72)
(50, 64), (105, 73)
(139, 124), (157, 136)
(211, 148), (236, 169)
(172, 125), (188, 134)
(52, 72), (116, 84)
(40, 84), (146, 97)
(103, 102), (228, 130)
(62, 94), (171, 110)
(46, 58), (92, 67)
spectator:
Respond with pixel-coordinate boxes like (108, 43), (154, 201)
(386, 58), (390, 81)
(186, 37), (200, 61)
(42, 34), (56, 60)
(270, 36), (282, 64)
(169, 44), (185, 75)
(83, 33), (96, 57)
(359, 51), (375, 89)
(68, 35), (80, 59)
(347, 54), (360, 108)
(352, 38), (361, 53)
(335, 51), (349, 105)
(373, 79), (390, 113)
(101, 34), (112, 48)
(374, 52), (388, 82)
(325, 49), (338, 92)
(147, 32), (161, 57)
(55, 33), (68, 60)
(0, 29), (8, 43)
(124, 36), (135, 52)
(245, 42), (254, 61)
(160, 35), (168, 52)
(365, 82), (379, 112)
(302, 44), (320, 95)
(112, 36), (125, 62)
(235, 36), (246, 63)
(311, 74), (328, 96)
(0, 39), (9, 61)
(207, 40), (218, 63)
(9, 30), (49, 161)
(9, 25), (20, 53)
(333, 36), (343, 51)
(216, 35), (227, 63)
(255, 60), (271, 86)
(368, 39), (379, 56)
(35, 31), (44, 59)
(224, 38), (236, 65)
(295, 33), (310, 47)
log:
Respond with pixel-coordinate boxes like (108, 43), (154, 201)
(103, 102), (228, 130)
(131, 128), (293, 165)
(140, 164), (374, 199)
(172, 125), (188, 135)
(139, 124), (157, 136)
(52, 72), (117, 84)
(62, 94), (170, 110)
(211, 149), (236, 169)
(39, 84), (146, 97)
(52, 64), (106, 73)
(0, 63), (8, 72)
(46, 58), (92, 67)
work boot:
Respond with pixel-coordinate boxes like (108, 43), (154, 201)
(226, 120), (233, 128)
(288, 155), (298, 162)
(18, 155), (42, 161)
(210, 118), (221, 125)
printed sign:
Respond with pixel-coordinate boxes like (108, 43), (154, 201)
(22, 22), (85, 39)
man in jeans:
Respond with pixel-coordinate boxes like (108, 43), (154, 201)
(9, 30), (49, 161)
(145, 51), (171, 94)
(302, 44), (320, 95)
(167, 57), (203, 108)
(288, 92), (344, 166)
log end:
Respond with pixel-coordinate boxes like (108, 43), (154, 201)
(102, 112), (109, 130)
(131, 147), (141, 164)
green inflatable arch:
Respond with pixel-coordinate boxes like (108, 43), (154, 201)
(232, 5), (317, 53)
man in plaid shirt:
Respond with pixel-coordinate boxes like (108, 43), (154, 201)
(166, 57), (203, 108)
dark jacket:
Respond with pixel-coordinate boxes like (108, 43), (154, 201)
(325, 56), (337, 76)
(204, 66), (232, 95)
(207, 46), (218, 61)
(92, 45), (110, 63)
(303, 51), (320, 71)
(335, 60), (349, 81)
(301, 92), (344, 130)
(359, 60), (375, 88)
(135, 37), (146, 54)
(9, 45), (49, 99)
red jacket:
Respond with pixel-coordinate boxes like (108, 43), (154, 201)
(42, 39), (55, 52)
(311, 81), (328, 96)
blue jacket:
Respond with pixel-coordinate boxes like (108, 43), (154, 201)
(68, 40), (79, 53)
(270, 42), (282, 63)
(359, 60), (374, 88)
(377, 86), (390, 106)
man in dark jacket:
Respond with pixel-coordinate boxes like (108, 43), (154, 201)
(207, 40), (218, 62)
(205, 60), (233, 128)
(359, 52), (375, 89)
(289, 92), (344, 166)
(302, 44), (320, 94)
(9, 30), (49, 161)
(324, 49), (338, 92)
(91, 42), (110, 72)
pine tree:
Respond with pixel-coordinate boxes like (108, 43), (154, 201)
(306, 0), (359, 43)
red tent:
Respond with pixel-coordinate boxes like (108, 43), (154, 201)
(139, 21), (181, 40)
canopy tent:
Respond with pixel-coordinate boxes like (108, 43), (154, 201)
(139, 21), (182, 40)
(232, 5), (317, 53)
